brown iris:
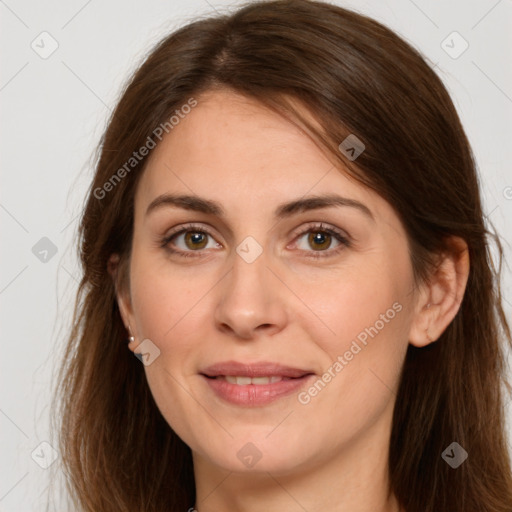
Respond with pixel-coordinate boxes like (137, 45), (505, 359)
(308, 231), (332, 251)
(184, 231), (208, 250)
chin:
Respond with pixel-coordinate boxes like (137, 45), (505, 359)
(193, 433), (317, 475)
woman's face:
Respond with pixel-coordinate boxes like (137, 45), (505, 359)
(119, 89), (421, 475)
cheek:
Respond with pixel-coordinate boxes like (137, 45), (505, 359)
(130, 252), (204, 340)
(294, 255), (413, 404)
(293, 259), (409, 350)
(129, 253), (221, 390)
(128, 255), (209, 432)
(290, 279), (410, 452)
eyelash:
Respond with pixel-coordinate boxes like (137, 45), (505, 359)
(160, 222), (351, 260)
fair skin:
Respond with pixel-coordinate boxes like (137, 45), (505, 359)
(112, 89), (469, 512)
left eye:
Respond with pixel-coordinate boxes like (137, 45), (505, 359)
(296, 230), (340, 252)
(292, 224), (351, 257)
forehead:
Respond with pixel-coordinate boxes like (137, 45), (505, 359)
(135, 89), (385, 221)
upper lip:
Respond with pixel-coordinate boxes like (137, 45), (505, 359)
(200, 360), (314, 378)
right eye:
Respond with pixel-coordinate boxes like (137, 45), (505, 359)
(161, 224), (222, 258)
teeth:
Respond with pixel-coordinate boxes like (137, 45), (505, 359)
(226, 376), (251, 385)
(223, 376), (284, 385)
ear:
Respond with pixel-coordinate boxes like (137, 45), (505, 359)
(108, 253), (138, 352)
(408, 236), (470, 347)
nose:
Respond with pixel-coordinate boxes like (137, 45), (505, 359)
(214, 248), (288, 341)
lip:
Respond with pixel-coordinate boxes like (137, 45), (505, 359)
(200, 360), (315, 406)
(201, 361), (313, 378)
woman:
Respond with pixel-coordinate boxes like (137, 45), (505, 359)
(54, 0), (512, 510)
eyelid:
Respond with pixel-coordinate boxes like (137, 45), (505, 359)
(162, 222), (219, 241)
(288, 221), (350, 244)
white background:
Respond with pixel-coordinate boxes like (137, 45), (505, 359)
(1, 0), (511, 510)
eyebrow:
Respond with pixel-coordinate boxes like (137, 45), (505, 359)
(145, 193), (375, 222)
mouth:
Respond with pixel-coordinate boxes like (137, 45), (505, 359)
(200, 361), (315, 406)
(201, 360), (314, 379)
(211, 375), (293, 385)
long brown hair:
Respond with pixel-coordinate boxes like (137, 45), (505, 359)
(52, 1), (512, 510)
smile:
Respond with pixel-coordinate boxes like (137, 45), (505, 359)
(200, 361), (315, 406)
(216, 375), (288, 385)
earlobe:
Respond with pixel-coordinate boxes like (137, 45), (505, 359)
(408, 237), (470, 348)
(126, 325), (136, 351)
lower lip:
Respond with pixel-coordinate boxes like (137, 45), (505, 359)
(202, 375), (314, 406)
